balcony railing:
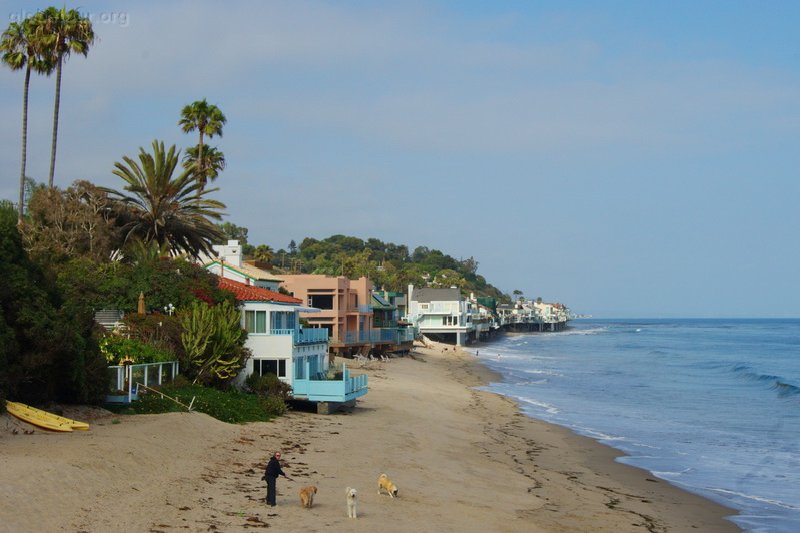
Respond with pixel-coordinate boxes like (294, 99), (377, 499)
(270, 328), (329, 345)
(331, 327), (416, 345)
(347, 304), (373, 313)
(291, 362), (369, 402)
(416, 303), (459, 314)
(295, 328), (329, 344)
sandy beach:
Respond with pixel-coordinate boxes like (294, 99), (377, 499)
(0, 341), (739, 532)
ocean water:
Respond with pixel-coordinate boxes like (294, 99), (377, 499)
(473, 319), (800, 532)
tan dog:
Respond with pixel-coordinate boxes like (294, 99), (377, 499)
(346, 487), (358, 518)
(378, 473), (398, 498)
(299, 485), (317, 508)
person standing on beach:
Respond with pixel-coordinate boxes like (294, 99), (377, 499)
(264, 451), (290, 506)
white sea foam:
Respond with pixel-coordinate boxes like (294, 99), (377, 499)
(581, 428), (626, 441)
(652, 467), (693, 477)
(516, 396), (560, 414)
(522, 369), (564, 377)
(705, 488), (800, 510)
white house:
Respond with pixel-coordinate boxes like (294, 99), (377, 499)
(217, 277), (326, 387)
(203, 240), (282, 291)
(217, 276), (368, 411)
(407, 285), (474, 345)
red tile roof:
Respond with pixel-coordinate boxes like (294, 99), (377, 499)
(217, 276), (302, 304)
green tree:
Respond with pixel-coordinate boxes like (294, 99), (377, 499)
(22, 180), (120, 264)
(218, 221), (248, 244)
(178, 99), (226, 189)
(253, 244), (273, 264)
(104, 140), (226, 259)
(0, 204), (106, 404)
(1, 15), (53, 223)
(36, 7), (94, 188)
(183, 144), (226, 184)
(431, 268), (467, 290)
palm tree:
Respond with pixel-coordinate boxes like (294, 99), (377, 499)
(104, 140), (226, 259)
(1, 15), (52, 223)
(36, 7), (94, 188)
(182, 144), (226, 184)
(178, 99), (226, 189)
(253, 244), (274, 264)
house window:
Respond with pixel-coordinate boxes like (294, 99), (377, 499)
(245, 310), (267, 333)
(420, 303), (429, 310)
(254, 359), (286, 378)
(442, 316), (458, 326)
(308, 294), (334, 309)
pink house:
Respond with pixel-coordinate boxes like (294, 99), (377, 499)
(277, 275), (374, 355)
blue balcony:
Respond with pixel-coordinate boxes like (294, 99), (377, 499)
(291, 363), (368, 403)
(295, 328), (328, 344)
(269, 328), (329, 345)
(332, 327), (417, 345)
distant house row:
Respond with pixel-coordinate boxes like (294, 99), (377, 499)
(194, 240), (569, 410)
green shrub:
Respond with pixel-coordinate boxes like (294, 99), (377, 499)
(245, 372), (292, 400)
(99, 335), (175, 365)
(260, 395), (288, 416)
(108, 382), (277, 423)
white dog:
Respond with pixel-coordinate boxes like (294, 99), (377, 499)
(346, 487), (358, 518)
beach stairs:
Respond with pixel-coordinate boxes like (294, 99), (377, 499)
(94, 309), (126, 332)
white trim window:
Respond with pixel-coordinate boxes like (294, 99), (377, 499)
(245, 310), (267, 333)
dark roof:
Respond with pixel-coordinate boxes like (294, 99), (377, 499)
(412, 288), (462, 303)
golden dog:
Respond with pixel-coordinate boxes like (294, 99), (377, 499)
(378, 473), (398, 498)
(299, 485), (317, 508)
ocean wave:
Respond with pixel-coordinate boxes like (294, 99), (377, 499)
(577, 427), (626, 441)
(706, 488), (800, 510)
(773, 381), (800, 398)
(729, 364), (800, 399)
(652, 467), (694, 477)
(522, 369), (564, 377)
(544, 327), (608, 337)
(516, 396), (560, 414)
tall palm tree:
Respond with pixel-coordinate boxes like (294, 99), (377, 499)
(178, 99), (226, 189)
(104, 140), (226, 259)
(1, 15), (52, 223)
(36, 7), (94, 188)
(182, 144), (226, 184)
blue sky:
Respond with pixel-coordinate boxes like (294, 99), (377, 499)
(1, 1), (799, 318)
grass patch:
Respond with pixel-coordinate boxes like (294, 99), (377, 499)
(105, 383), (284, 423)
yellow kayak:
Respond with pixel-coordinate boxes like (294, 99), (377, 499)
(4, 400), (90, 432)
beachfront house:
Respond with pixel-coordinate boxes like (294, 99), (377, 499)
(217, 277), (368, 413)
(407, 285), (474, 346)
(277, 274), (374, 355)
(276, 275), (415, 357)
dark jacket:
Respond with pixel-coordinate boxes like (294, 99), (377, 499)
(265, 456), (285, 479)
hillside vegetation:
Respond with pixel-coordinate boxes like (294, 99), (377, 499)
(224, 230), (510, 302)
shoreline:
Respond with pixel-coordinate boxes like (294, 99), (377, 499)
(0, 342), (739, 532)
